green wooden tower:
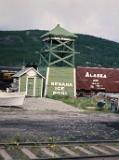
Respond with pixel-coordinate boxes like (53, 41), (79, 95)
(40, 24), (77, 97)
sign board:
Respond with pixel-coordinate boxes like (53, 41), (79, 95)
(45, 67), (76, 97)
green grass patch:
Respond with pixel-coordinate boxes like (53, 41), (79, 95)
(49, 95), (96, 110)
(49, 95), (114, 113)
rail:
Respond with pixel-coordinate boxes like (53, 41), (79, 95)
(0, 140), (119, 159)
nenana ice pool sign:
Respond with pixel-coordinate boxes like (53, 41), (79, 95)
(51, 81), (73, 95)
(45, 67), (76, 97)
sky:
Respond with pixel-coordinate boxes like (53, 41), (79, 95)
(0, 0), (119, 42)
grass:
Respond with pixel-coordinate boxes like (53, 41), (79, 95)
(50, 95), (96, 110)
(50, 95), (112, 112)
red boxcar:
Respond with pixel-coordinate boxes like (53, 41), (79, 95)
(76, 66), (119, 96)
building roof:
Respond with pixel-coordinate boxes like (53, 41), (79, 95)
(12, 67), (45, 79)
(0, 66), (20, 72)
(41, 24), (77, 39)
(76, 66), (119, 93)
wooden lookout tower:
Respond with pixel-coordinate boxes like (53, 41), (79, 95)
(40, 24), (77, 97)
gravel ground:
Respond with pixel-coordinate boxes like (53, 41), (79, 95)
(22, 97), (82, 112)
(0, 98), (119, 142)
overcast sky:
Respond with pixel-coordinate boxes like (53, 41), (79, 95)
(0, 0), (119, 42)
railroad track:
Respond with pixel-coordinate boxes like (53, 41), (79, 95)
(0, 140), (119, 159)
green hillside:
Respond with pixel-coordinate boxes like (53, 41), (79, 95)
(0, 30), (119, 67)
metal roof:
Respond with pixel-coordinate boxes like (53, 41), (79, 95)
(76, 66), (119, 93)
(41, 24), (77, 39)
(12, 67), (45, 79)
(0, 66), (20, 72)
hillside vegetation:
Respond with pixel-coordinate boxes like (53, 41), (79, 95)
(0, 30), (119, 67)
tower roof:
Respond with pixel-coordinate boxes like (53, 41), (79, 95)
(41, 24), (77, 39)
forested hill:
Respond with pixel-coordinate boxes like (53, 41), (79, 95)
(0, 30), (119, 67)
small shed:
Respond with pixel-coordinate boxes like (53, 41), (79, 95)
(12, 67), (45, 97)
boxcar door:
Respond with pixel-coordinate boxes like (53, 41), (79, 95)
(27, 78), (34, 96)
